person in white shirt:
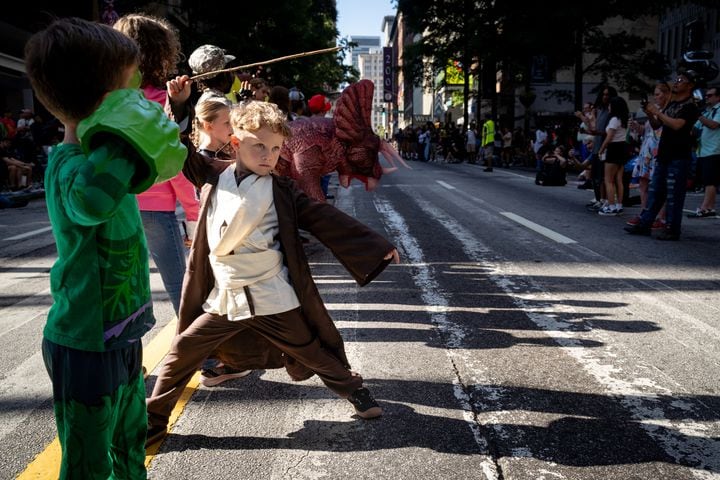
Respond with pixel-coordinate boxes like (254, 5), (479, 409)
(466, 127), (477, 163)
(597, 96), (630, 215)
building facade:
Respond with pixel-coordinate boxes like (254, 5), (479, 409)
(348, 35), (381, 73)
(357, 49), (385, 134)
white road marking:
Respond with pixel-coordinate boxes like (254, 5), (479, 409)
(374, 196), (501, 480)
(3, 226), (53, 241)
(436, 180), (456, 190)
(500, 211), (577, 244)
(409, 191), (718, 478)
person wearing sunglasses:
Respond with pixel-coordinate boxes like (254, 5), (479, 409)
(625, 70), (701, 240)
(687, 85), (720, 218)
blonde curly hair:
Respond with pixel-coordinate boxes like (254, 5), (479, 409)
(229, 100), (291, 137)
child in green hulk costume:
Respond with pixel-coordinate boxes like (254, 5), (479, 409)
(24, 18), (187, 479)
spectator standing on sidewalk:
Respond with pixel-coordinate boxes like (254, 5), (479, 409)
(687, 84), (720, 218)
(481, 113), (495, 171)
(627, 82), (672, 228)
(597, 96), (630, 216)
(465, 125), (477, 163)
(586, 85), (617, 211)
(625, 70), (701, 240)
(501, 126), (513, 167)
(533, 123), (549, 171)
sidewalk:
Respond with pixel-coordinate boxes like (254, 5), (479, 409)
(0, 185), (45, 209)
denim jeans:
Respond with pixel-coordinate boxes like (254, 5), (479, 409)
(141, 210), (187, 314)
(639, 158), (690, 235)
(321, 174), (331, 197)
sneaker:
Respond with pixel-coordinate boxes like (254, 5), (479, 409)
(656, 230), (680, 241)
(586, 201), (603, 212)
(687, 208), (717, 218)
(199, 365), (252, 387)
(651, 219), (666, 230)
(624, 224), (651, 236)
(483, 167), (493, 172)
(626, 216), (641, 226)
(146, 424), (167, 448)
(616, 206), (623, 215)
(348, 387), (383, 419)
(598, 205), (618, 216)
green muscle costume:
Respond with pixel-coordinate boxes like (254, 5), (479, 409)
(41, 89), (186, 479)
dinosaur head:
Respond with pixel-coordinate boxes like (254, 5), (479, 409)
(337, 131), (383, 190)
(334, 80), (410, 191)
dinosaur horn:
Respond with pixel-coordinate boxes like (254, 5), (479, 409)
(380, 141), (412, 170)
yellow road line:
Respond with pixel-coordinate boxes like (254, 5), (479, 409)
(144, 372), (201, 462)
(18, 317), (201, 478)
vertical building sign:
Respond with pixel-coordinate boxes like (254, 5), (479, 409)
(383, 47), (393, 103)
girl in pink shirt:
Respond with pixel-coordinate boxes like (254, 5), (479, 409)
(115, 14), (199, 314)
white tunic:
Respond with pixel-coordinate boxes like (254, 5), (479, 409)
(202, 166), (300, 320)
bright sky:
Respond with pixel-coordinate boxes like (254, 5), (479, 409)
(336, 0), (396, 39)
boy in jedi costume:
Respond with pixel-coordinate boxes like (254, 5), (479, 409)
(146, 98), (399, 446)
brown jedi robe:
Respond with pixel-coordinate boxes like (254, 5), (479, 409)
(179, 145), (395, 380)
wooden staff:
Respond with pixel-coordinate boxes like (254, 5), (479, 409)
(190, 46), (342, 81)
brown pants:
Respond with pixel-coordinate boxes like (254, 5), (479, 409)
(147, 309), (362, 428)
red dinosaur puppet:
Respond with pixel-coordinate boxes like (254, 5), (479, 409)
(276, 79), (407, 201)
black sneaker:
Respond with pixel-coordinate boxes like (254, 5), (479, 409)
(624, 224), (651, 236)
(199, 365), (252, 387)
(656, 230), (680, 241)
(348, 387), (383, 419)
(586, 201), (603, 212)
(146, 424), (167, 448)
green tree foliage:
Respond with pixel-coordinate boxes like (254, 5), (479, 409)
(584, 29), (671, 95)
(396, 0), (492, 88)
(397, 0), (690, 112)
(130, 0), (352, 94)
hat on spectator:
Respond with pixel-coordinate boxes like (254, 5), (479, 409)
(189, 45), (236, 79)
(308, 94), (331, 114)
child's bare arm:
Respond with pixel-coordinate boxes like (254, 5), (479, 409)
(166, 75), (192, 127)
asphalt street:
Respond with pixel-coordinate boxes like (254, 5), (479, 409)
(2, 161), (720, 479)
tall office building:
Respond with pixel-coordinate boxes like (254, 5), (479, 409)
(349, 35), (381, 71)
(357, 49), (384, 133)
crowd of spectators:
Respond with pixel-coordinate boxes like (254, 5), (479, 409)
(0, 107), (62, 192)
(389, 73), (718, 241)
